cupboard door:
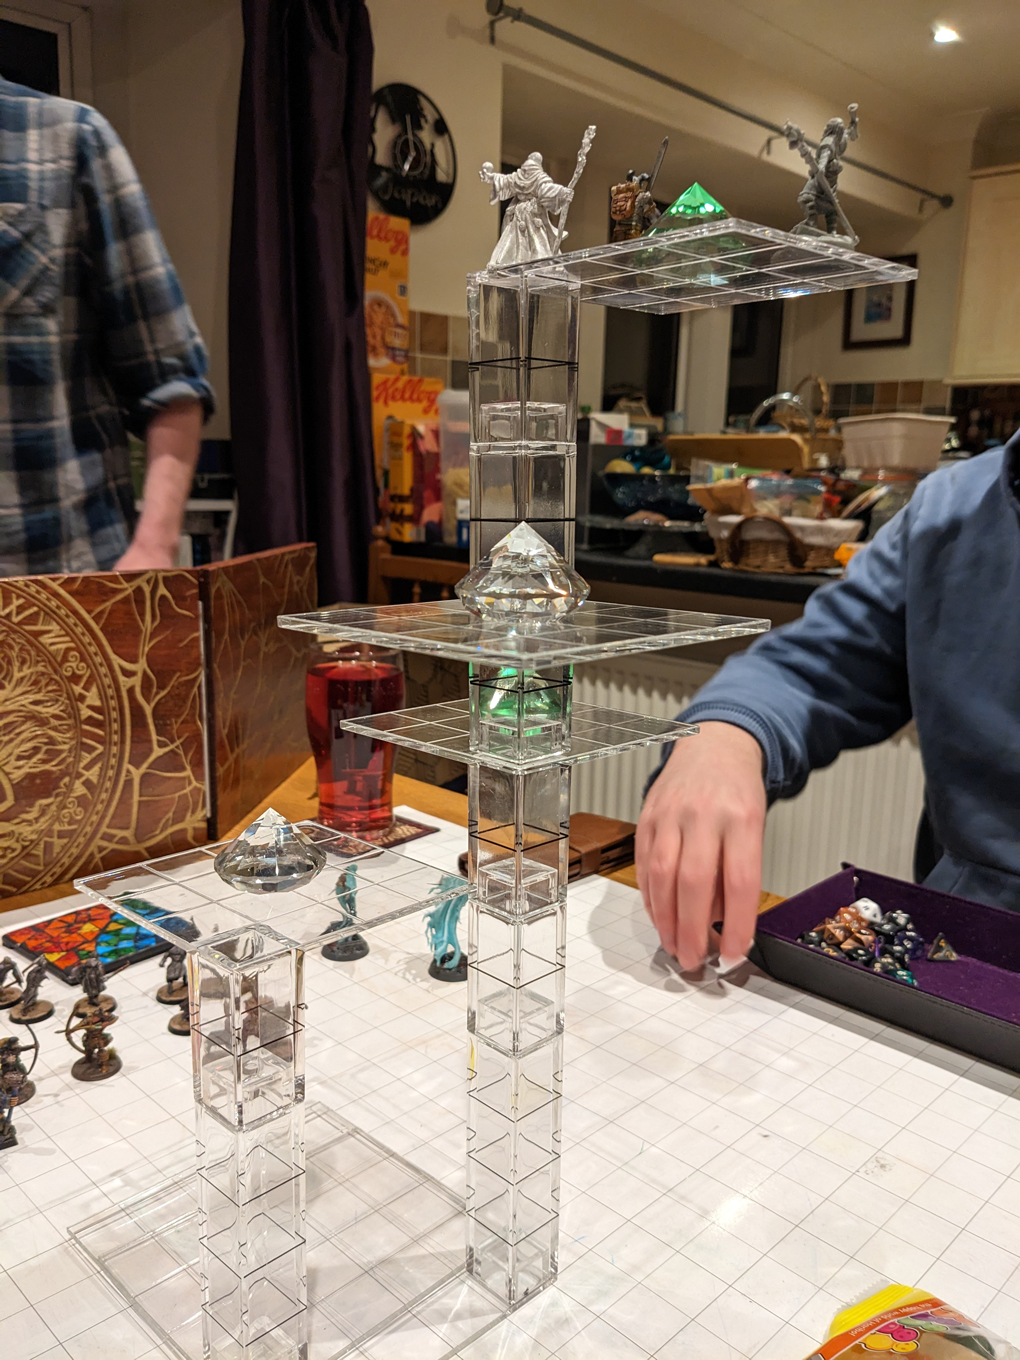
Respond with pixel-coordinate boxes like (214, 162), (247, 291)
(950, 165), (1020, 383)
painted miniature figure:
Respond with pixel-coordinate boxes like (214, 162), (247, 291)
(480, 124), (595, 268)
(0, 955), (24, 1009)
(322, 866), (369, 961)
(73, 955), (116, 1018)
(64, 1008), (121, 1081)
(156, 944), (189, 1005)
(0, 1089), (15, 1150)
(424, 878), (469, 982)
(1, 1033), (38, 1107)
(168, 994), (191, 1037)
(783, 104), (860, 246)
(9, 958), (53, 1025)
(609, 137), (668, 242)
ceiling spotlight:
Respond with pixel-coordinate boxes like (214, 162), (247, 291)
(932, 24), (961, 43)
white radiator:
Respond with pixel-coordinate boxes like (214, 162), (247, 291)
(571, 654), (925, 898)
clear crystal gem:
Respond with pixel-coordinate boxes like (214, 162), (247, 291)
(214, 808), (326, 893)
(455, 522), (589, 625)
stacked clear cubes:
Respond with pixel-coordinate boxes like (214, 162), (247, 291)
(189, 928), (307, 1359)
(461, 274), (579, 1306)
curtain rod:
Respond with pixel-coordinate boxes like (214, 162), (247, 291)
(484, 0), (954, 209)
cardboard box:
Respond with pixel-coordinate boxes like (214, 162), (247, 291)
(383, 417), (442, 543)
(371, 373), (444, 484)
(0, 545), (317, 895)
(364, 212), (410, 374)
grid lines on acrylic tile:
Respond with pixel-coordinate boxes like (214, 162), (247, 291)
(473, 218), (919, 315)
(77, 829), (470, 953)
(4, 822), (1020, 1360)
(277, 600), (770, 668)
(337, 697), (697, 772)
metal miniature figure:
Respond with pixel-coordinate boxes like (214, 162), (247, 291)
(9, 958), (53, 1025)
(64, 1007), (121, 1081)
(156, 944), (189, 1005)
(480, 124), (596, 268)
(168, 994), (191, 1037)
(609, 137), (668, 242)
(1, 1033), (38, 1107)
(783, 105), (860, 247)
(73, 954), (116, 1018)
(0, 955), (24, 1009)
(0, 1088), (15, 1150)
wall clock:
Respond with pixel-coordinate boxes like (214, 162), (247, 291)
(369, 83), (457, 226)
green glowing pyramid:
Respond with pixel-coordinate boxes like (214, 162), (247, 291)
(648, 182), (728, 232)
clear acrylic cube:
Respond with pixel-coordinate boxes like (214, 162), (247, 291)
(474, 402), (569, 444)
(469, 667), (572, 762)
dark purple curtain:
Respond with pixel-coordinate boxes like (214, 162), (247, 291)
(229, 0), (375, 604)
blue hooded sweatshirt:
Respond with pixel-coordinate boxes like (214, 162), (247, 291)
(673, 433), (1020, 910)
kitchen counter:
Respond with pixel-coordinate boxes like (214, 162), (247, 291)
(576, 548), (832, 606)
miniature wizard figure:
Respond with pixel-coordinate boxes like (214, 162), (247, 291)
(481, 154), (572, 267)
(784, 104), (859, 246)
(73, 954), (116, 1017)
(480, 125), (595, 269)
(9, 958), (52, 1025)
(65, 1008), (121, 1081)
(609, 137), (668, 242)
(0, 955), (23, 1008)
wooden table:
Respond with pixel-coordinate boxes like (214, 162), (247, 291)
(0, 756), (781, 916)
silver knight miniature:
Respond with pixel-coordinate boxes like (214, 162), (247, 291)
(481, 125), (595, 268)
(609, 137), (668, 242)
(783, 104), (859, 247)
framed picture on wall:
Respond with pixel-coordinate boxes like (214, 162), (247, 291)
(842, 254), (917, 350)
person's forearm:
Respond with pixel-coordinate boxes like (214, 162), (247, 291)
(117, 401), (202, 570)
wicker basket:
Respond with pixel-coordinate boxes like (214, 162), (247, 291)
(707, 513), (863, 574)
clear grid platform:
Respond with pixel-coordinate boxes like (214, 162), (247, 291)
(475, 217), (919, 314)
(69, 1105), (506, 1360)
(77, 825), (468, 953)
(339, 699), (697, 772)
(278, 600), (770, 668)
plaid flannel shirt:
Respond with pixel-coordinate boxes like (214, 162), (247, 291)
(0, 78), (214, 575)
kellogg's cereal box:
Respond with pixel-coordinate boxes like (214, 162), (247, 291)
(371, 373), (443, 485)
(365, 213), (409, 373)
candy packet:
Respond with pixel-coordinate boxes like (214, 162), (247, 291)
(804, 1283), (1020, 1357)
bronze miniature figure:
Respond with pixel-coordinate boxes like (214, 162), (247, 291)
(168, 995), (191, 1037)
(0, 955), (24, 1009)
(1, 1033), (37, 1107)
(783, 104), (860, 247)
(10, 958), (53, 1025)
(72, 955), (116, 1018)
(64, 1007), (121, 1081)
(609, 137), (668, 241)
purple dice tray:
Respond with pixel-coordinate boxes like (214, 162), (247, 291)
(751, 865), (1020, 1074)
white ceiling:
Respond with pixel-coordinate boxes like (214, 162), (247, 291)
(641, 0), (1020, 130)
